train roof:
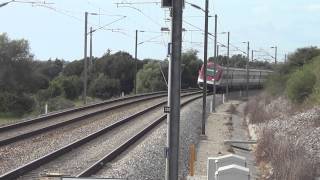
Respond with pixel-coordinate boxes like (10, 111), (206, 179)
(203, 62), (273, 72)
(221, 66), (273, 73)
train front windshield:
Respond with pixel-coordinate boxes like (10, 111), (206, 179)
(207, 67), (217, 76)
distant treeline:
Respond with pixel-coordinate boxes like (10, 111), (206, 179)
(0, 33), (272, 116)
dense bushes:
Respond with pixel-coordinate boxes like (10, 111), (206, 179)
(266, 46), (320, 104)
(0, 92), (35, 115)
(36, 75), (82, 102)
(136, 61), (167, 93)
(60, 76), (82, 100)
(181, 50), (203, 88)
(286, 68), (316, 103)
(47, 96), (74, 112)
(265, 73), (288, 96)
(89, 74), (120, 99)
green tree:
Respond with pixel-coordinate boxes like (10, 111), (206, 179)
(287, 46), (320, 67)
(181, 50), (203, 88)
(35, 59), (64, 80)
(60, 76), (82, 100)
(62, 59), (83, 77)
(136, 61), (167, 93)
(95, 51), (135, 94)
(0, 92), (35, 116)
(286, 67), (316, 103)
(89, 74), (120, 99)
(0, 33), (43, 115)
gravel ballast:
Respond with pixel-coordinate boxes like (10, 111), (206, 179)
(94, 96), (219, 179)
(0, 97), (168, 175)
(16, 95), (201, 179)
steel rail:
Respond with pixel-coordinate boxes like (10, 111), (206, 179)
(0, 93), (163, 146)
(0, 91), (165, 132)
(0, 89), (198, 133)
(0, 92), (201, 180)
(0, 91), (199, 146)
(77, 95), (203, 177)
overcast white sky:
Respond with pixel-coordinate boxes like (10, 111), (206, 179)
(1, 0), (319, 62)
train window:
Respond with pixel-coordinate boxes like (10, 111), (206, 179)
(207, 68), (217, 76)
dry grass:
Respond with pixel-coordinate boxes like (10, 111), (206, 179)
(226, 104), (238, 114)
(255, 128), (318, 180)
(246, 93), (320, 179)
(244, 97), (273, 124)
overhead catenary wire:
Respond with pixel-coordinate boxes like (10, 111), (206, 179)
(26, 1), (278, 61)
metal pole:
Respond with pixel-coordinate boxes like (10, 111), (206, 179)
(275, 46), (278, 64)
(83, 12), (88, 105)
(226, 32), (230, 101)
(285, 53), (287, 63)
(251, 50), (253, 61)
(201, 0), (209, 135)
(166, 0), (183, 179)
(211, 14), (217, 113)
(166, 44), (172, 180)
(135, 30), (138, 94)
(246, 41), (250, 98)
(89, 27), (93, 73)
(217, 45), (219, 57)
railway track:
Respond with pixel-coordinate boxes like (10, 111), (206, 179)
(77, 95), (202, 178)
(0, 89), (197, 146)
(0, 90), (199, 176)
(0, 92), (202, 179)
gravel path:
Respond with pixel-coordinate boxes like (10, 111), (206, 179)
(16, 95), (201, 180)
(93, 95), (222, 179)
(0, 96), (167, 175)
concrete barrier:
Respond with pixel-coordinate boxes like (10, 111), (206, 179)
(207, 157), (217, 180)
(207, 154), (247, 180)
(215, 164), (250, 180)
(215, 154), (246, 169)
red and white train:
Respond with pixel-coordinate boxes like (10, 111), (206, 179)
(197, 62), (272, 91)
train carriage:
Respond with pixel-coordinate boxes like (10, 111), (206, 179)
(197, 62), (272, 91)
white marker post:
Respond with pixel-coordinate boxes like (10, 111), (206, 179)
(45, 103), (48, 114)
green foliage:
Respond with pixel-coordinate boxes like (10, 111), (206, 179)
(287, 46), (320, 67)
(265, 47), (320, 105)
(181, 50), (203, 88)
(89, 74), (120, 100)
(35, 59), (64, 80)
(286, 67), (316, 103)
(0, 92), (35, 116)
(95, 51), (136, 94)
(37, 75), (82, 101)
(0, 33), (45, 116)
(136, 61), (167, 93)
(265, 73), (288, 96)
(47, 96), (74, 112)
(61, 76), (82, 100)
(0, 33), (33, 62)
(302, 55), (320, 104)
(63, 60), (83, 76)
(47, 79), (64, 98)
(209, 54), (272, 69)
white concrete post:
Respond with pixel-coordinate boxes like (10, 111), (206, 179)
(45, 103), (48, 114)
(207, 157), (217, 180)
(222, 94), (225, 104)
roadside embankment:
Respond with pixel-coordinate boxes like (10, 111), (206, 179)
(245, 93), (320, 180)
